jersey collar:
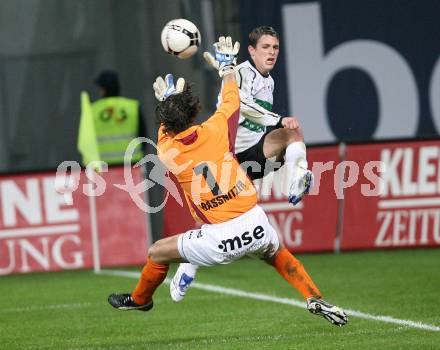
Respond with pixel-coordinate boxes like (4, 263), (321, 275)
(248, 59), (270, 78)
(175, 125), (199, 145)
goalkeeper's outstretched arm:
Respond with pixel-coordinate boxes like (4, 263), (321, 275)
(204, 36), (241, 121)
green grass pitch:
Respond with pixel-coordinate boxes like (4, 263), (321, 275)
(1, 249), (439, 349)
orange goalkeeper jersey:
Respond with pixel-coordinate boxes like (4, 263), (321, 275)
(157, 81), (257, 224)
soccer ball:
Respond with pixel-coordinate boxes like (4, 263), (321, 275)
(161, 19), (201, 59)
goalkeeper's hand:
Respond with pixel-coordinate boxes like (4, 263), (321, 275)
(203, 36), (240, 78)
(153, 74), (185, 101)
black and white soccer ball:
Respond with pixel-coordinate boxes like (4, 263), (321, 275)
(161, 19), (201, 59)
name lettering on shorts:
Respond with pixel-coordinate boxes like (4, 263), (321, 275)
(218, 225), (265, 252)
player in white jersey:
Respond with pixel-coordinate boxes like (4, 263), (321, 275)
(234, 59), (279, 154)
(234, 26), (313, 199)
(171, 27), (316, 303)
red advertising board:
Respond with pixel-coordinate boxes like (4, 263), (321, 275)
(0, 166), (149, 275)
(95, 168), (149, 266)
(163, 174), (200, 237)
(163, 146), (340, 253)
(342, 140), (440, 250)
(11, 140), (440, 275)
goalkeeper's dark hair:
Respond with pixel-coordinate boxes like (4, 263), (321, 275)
(155, 84), (202, 135)
(249, 26), (279, 48)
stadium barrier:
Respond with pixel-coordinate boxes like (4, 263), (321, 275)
(342, 140), (440, 250)
(0, 167), (149, 275)
(1, 139), (439, 275)
(164, 139), (440, 252)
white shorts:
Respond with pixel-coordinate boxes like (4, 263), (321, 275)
(177, 205), (280, 266)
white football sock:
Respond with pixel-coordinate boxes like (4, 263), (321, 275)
(179, 263), (199, 277)
(282, 141), (308, 196)
(285, 141), (308, 169)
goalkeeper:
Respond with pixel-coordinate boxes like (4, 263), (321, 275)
(108, 35), (347, 327)
(171, 26), (315, 303)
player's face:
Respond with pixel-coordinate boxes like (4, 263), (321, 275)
(248, 35), (280, 75)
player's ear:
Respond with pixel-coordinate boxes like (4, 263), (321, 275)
(248, 45), (255, 57)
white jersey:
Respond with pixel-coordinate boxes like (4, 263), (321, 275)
(234, 60), (282, 153)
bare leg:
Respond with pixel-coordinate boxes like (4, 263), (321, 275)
(147, 234), (187, 264)
(262, 127), (304, 160)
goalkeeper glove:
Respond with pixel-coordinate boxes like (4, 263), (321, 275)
(203, 36), (240, 78)
(153, 74), (185, 101)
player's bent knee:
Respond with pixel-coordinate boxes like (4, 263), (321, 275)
(147, 242), (167, 263)
(147, 243), (159, 260)
(268, 128), (304, 146)
(286, 128), (304, 143)
(147, 236), (180, 264)
(147, 246), (167, 264)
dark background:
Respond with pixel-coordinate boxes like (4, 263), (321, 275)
(240, 0), (440, 142)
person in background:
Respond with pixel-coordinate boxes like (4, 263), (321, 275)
(91, 70), (146, 164)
